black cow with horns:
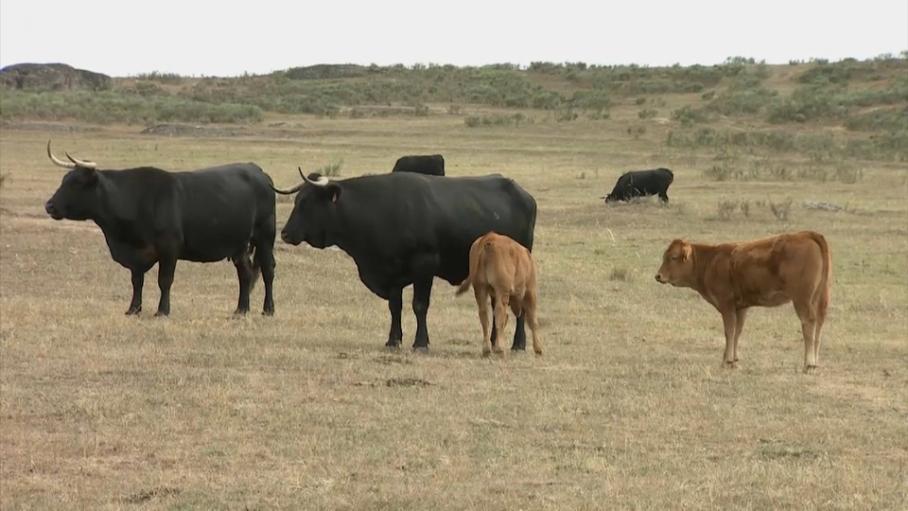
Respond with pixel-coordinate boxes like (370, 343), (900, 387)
(274, 168), (537, 351)
(44, 141), (277, 316)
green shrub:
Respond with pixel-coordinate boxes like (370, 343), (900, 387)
(464, 113), (527, 128)
(0, 90), (263, 124)
(133, 71), (184, 84)
(845, 108), (908, 131)
(317, 159), (343, 177)
(569, 90), (610, 110)
(706, 87), (777, 115)
(671, 105), (711, 126)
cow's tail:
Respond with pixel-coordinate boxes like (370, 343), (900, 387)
(455, 237), (488, 296)
(808, 231), (831, 318)
(248, 244), (261, 292)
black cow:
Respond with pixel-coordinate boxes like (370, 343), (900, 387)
(391, 154), (445, 176)
(604, 167), (674, 203)
(275, 169), (536, 351)
(44, 141), (276, 316)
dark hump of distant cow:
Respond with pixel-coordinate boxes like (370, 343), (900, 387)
(277, 170), (536, 352)
(604, 167), (674, 203)
(392, 154), (445, 176)
(44, 141), (277, 317)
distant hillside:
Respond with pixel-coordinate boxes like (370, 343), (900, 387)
(0, 63), (112, 91)
(0, 57), (905, 158)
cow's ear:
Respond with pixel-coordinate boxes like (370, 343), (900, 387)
(80, 166), (99, 183)
(681, 243), (692, 262)
(328, 183), (342, 203)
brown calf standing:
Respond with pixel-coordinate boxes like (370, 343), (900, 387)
(456, 232), (542, 356)
(655, 231), (831, 373)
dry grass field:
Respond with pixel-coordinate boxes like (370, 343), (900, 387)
(1, 91), (907, 508)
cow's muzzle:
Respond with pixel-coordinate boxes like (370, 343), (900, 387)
(280, 229), (300, 246)
(655, 274), (665, 284)
(45, 200), (63, 220)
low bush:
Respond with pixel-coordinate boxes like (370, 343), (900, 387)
(464, 113), (528, 128)
(671, 105), (712, 126)
(0, 90), (263, 124)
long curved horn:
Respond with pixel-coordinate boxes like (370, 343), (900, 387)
(47, 140), (74, 169)
(299, 167), (330, 187)
(64, 152), (97, 169)
(270, 183), (304, 195)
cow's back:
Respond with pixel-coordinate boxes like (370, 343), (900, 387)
(730, 232), (828, 307)
(392, 154), (445, 176)
(339, 172), (536, 285)
(175, 163), (275, 262)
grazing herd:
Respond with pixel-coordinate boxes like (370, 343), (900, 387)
(43, 143), (832, 372)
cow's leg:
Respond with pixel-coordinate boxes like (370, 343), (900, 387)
(126, 269), (145, 315)
(232, 252), (253, 315)
(386, 286), (403, 349)
(813, 291), (829, 368)
(794, 300), (818, 373)
(720, 309), (737, 368)
(800, 318), (818, 373)
(254, 229), (276, 316)
(524, 292), (543, 355)
(411, 277), (433, 351)
(475, 287), (493, 356)
(659, 192), (669, 203)
(488, 290), (499, 349)
(733, 307), (748, 363)
(155, 257), (177, 317)
(510, 313), (527, 352)
(492, 292), (510, 355)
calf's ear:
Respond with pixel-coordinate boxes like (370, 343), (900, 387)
(681, 243), (692, 261)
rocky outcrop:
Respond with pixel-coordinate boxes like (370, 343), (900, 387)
(0, 63), (112, 91)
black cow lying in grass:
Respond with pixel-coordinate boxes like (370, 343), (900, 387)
(604, 168), (674, 203)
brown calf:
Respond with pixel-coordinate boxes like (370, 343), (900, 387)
(655, 231), (831, 372)
(456, 232), (542, 356)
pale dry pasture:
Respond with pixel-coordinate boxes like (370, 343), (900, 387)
(1, 106), (907, 510)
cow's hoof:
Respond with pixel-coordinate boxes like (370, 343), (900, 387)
(722, 361), (737, 369)
(233, 309), (249, 317)
(412, 346), (429, 354)
(482, 349), (492, 358)
(803, 364), (818, 374)
(125, 307), (141, 316)
(262, 308), (274, 317)
(153, 311), (169, 318)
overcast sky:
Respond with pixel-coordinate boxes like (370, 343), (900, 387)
(1, 0), (905, 76)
